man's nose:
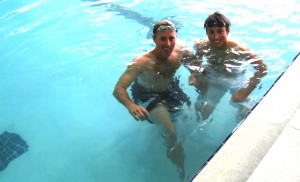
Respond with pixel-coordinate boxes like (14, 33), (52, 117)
(212, 33), (219, 39)
(165, 39), (171, 46)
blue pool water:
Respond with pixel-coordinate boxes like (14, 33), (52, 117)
(0, 0), (299, 181)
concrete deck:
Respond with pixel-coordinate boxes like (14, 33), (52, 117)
(192, 53), (300, 182)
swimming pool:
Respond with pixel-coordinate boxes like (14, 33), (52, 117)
(0, 0), (299, 181)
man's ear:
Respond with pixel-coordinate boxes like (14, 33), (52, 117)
(152, 34), (156, 41)
(226, 27), (230, 34)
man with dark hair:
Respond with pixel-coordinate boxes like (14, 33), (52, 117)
(190, 11), (267, 120)
(204, 11), (231, 30)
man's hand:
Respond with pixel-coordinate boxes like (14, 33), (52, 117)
(127, 103), (150, 121)
(189, 73), (207, 93)
(232, 88), (250, 102)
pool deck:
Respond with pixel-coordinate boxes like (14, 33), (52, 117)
(192, 53), (300, 182)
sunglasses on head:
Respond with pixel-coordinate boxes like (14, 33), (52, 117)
(154, 25), (177, 33)
(205, 21), (226, 28)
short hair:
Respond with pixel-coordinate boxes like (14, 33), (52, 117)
(204, 11), (231, 30)
(152, 20), (177, 35)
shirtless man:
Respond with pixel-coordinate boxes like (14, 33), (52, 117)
(113, 20), (199, 180)
(190, 11), (267, 120)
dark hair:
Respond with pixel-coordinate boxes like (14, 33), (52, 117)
(204, 11), (231, 30)
(152, 20), (177, 34)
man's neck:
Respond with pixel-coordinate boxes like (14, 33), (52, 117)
(152, 49), (169, 63)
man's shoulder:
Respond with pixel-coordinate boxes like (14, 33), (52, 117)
(228, 40), (250, 51)
(130, 52), (154, 67)
(174, 39), (188, 51)
(194, 39), (208, 55)
(175, 43), (188, 54)
(194, 38), (208, 47)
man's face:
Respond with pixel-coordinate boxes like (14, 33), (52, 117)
(206, 26), (229, 48)
(153, 30), (177, 57)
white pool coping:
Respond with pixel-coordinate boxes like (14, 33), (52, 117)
(192, 53), (300, 182)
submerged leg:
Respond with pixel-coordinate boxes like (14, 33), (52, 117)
(237, 104), (251, 121)
(195, 100), (215, 121)
(166, 141), (185, 180)
(149, 103), (185, 180)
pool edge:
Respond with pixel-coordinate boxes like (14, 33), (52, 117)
(192, 52), (300, 181)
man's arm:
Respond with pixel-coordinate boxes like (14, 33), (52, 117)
(245, 56), (267, 92)
(113, 61), (149, 121)
(232, 52), (267, 102)
(181, 42), (207, 93)
(113, 65), (137, 107)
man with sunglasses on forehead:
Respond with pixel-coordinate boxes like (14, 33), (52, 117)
(113, 20), (200, 180)
(190, 11), (267, 120)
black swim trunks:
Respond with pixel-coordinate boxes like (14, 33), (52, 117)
(131, 78), (191, 118)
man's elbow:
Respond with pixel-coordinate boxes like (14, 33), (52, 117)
(261, 63), (267, 76)
(113, 85), (124, 99)
(113, 87), (118, 98)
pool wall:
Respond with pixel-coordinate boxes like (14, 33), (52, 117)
(192, 53), (300, 181)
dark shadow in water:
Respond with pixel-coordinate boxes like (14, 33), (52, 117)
(82, 0), (182, 39)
